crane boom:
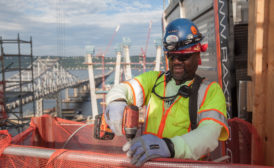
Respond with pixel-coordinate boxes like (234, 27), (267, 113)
(104, 25), (120, 57)
(142, 21), (152, 72)
(144, 21), (152, 56)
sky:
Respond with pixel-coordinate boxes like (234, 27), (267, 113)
(0, 0), (166, 57)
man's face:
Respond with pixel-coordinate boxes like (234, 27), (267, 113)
(168, 52), (199, 85)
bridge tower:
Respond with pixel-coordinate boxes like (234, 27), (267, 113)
(85, 46), (98, 119)
(122, 37), (132, 80)
(154, 38), (162, 71)
(114, 44), (122, 85)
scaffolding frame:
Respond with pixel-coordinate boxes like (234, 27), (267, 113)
(0, 34), (35, 134)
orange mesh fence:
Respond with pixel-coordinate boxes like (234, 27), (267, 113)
(0, 130), (11, 156)
(26, 114), (127, 153)
(0, 115), (269, 168)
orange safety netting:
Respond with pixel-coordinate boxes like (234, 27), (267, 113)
(0, 114), (268, 168)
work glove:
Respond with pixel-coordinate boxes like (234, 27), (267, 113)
(105, 101), (127, 136)
(122, 134), (174, 167)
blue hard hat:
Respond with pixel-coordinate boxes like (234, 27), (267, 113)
(163, 18), (203, 52)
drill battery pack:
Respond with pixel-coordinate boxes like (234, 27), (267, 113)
(94, 113), (115, 140)
(94, 105), (139, 140)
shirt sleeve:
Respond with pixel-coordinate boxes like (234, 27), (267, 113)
(106, 83), (134, 105)
(198, 82), (229, 141)
(106, 71), (161, 107)
(171, 120), (222, 160)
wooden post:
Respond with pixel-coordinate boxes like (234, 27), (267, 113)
(264, 0), (274, 165)
(248, 0), (274, 165)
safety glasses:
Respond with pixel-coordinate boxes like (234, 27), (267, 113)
(163, 33), (203, 51)
(167, 52), (196, 62)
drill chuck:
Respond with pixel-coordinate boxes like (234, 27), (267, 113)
(124, 128), (138, 140)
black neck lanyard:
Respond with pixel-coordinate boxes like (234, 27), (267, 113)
(152, 72), (192, 101)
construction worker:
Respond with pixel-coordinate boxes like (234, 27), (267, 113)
(105, 18), (229, 167)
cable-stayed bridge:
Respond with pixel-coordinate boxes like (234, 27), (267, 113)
(4, 58), (105, 111)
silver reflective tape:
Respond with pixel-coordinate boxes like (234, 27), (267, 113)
(128, 79), (144, 107)
(197, 80), (211, 110)
(198, 110), (228, 128)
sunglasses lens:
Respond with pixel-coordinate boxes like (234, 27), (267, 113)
(179, 54), (192, 61)
(168, 53), (194, 61)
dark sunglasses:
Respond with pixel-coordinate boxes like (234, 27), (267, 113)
(167, 52), (197, 62)
(163, 33), (203, 51)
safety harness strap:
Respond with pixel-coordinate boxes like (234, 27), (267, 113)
(189, 75), (204, 130)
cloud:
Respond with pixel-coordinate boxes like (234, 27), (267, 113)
(0, 0), (164, 57)
(0, 22), (24, 31)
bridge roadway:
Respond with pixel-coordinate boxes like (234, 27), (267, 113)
(4, 58), (112, 110)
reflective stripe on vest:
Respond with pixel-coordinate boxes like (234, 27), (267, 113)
(198, 109), (228, 127)
(124, 79), (145, 107)
(197, 80), (212, 110)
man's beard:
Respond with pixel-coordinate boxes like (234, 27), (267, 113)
(171, 68), (195, 84)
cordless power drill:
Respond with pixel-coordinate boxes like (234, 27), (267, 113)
(94, 105), (139, 140)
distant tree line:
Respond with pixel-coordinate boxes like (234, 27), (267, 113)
(40, 55), (166, 69)
(1, 55), (166, 70)
(1, 56), (32, 70)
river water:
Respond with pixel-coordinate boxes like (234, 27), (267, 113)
(4, 68), (154, 120)
(65, 68), (150, 117)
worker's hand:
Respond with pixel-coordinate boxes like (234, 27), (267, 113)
(122, 134), (171, 167)
(105, 101), (127, 136)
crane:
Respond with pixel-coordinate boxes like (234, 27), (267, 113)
(96, 25), (120, 114)
(140, 21), (152, 72)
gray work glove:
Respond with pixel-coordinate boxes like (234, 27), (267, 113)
(105, 101), (127, 136)
(122, 134), (173, 167)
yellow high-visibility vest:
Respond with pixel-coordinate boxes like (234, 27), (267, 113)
(124, 71), (229, 141)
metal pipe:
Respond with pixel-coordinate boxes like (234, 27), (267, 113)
(1, 145), (191, 167)
(3, 145), (130, 165)
(2, 145), (258, 168)
(3, 145), (54, 159)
